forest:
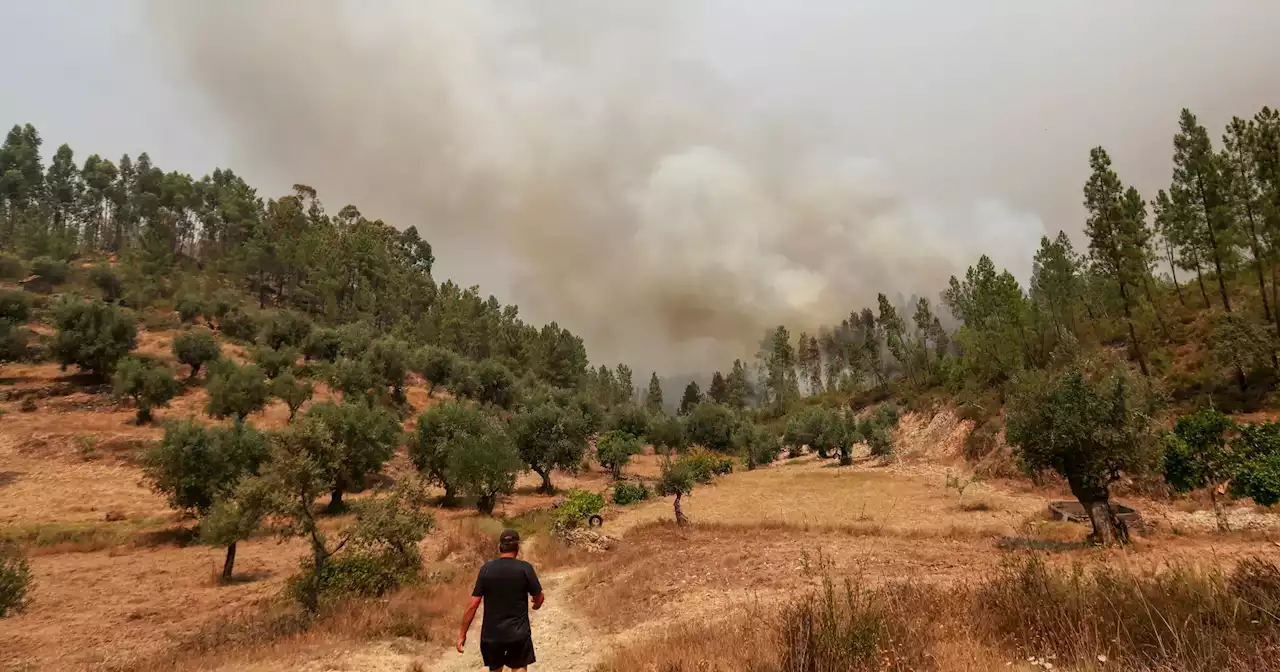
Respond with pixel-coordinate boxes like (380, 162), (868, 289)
(3, 103), (1280, 640)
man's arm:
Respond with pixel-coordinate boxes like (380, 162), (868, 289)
(527, 563), (545, 611)
(456, 596), (482, 653)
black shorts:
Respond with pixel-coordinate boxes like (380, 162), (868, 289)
(480, 636), (536, 670)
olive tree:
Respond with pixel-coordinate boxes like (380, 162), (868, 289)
(205, 361), (270, 422)
(1006, 366), (1159, 545)
(144, 420), (270, 580)
(684, 402), (737, 453)
(304, 401), (403, 512)
(596, 430), (643, 480)
(253, 346), (299, 380)
(302, 327), (342, 363)
(172, 328), (221, 379)
(113, 356), (179, 424)
(272, 371), (315, 422)
(450, 417), (522, 514)
(410, 399), (487, 505)
(510, 401), (591, 493)
(261, 310), (313, 350)
(364, 337), (411, 404)
(414, 344), (460, 395)
(735, 420), (783, 470)
(657, 459), (695, 525)
(608, 405), (652, 441)
(50, 297), (137, 379)
(649, 415), (687, 455)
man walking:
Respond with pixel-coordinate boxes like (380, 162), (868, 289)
(456, 529), (544, 671)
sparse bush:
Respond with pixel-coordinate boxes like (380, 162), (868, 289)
(175, 294), (204, 323)
(261, 310), (313, 350)
(19, 397), (36, 413)
(113, 356), (179, 423)
(0, 542), (32, 617)
(30, 256), (70, 285)
(0, 253), (24, 280)
(302, 327), (342, 363)
(50, 297), (138, 378)
(0, 320), (28, 365)
(205, 361), (270, 422)
(552, 488), (605, 531)
(217, 308), (258, 342)
(612, 480), (650, 505)
(254, 345), (299, 379)
(684, 402), (737, 453)
(0, 290), (31, 323)
(597, 430), (643, 480)
(272, 371), (314, 422)
(87, 267), (121, 303)
(172, 328), (221, 379)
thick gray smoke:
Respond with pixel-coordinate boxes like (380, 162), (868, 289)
(145, 0), (1280, 373)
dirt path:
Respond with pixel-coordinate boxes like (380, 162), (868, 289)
(428, 568), (601, 672)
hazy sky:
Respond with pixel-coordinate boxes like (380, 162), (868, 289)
(5, 1), (1279, 371)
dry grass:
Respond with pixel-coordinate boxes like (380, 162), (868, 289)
(601, 556), (1280, 672)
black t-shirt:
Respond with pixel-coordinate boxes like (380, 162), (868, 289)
(472, 557), (543, 642)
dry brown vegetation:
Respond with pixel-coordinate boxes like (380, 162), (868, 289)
(4, 327), (1280, 671)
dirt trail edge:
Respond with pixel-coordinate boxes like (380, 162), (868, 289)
(429, 568), (601, 672)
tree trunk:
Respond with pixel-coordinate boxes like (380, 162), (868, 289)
(441, 484), (457, 507)
(1192, 253), (1211, 308)
(1197, 177), (1234, 312)
(477, 494), (496, 516)
(327, 488), (345, 513)
(533, 467), (554, 495)
(1141, 274), (1170, 340)
(673, 492), (688, 526)
(1209, 488), (1231, 533)
(1072, 484), (1129, 546)
(1117, 281), (1150, 376)
(222, 542), (237, 582)
(1245, 207), (1273, 324)
(1165, 242), (1186, 307)
(306, 543), (326, 613)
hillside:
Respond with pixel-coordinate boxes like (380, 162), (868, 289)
(3, 104), (1280, 672)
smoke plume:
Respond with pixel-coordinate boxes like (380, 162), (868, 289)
(145, 0), (1280, 373)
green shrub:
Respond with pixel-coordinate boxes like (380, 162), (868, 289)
(0, 320), (28, 364)
(113, 356), (179, 424)
(0, 254), (25, 280)
(597, 430), (643, 479)
(175, 295), (204, 323)
(172, 328), (221, 378)
(677, 448), (733, 484)
(684, 402), (737, 453)
(286, 550), (417, 603)
(609, 406), (652, 440)
(217, 308), (259, 342)
(0, 290), (31, 323)
(612, 480), (650, 505)
(50, 297), (138, 378)
(0, 543), (32, 617)
(262, 310), (313, 350)
(414, 344), (460, 392)
(303, 327), (342, 363)
(30, 256), (70, 284)
(552, 488), (605, 531)
(205, 361), (270, 421)
(90, 267), (123, 303)
(254, 346), (299, 379)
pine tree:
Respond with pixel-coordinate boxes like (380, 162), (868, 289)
(707, 371), (730, 404)
(765, 326), (798, 407)
(1151, 190), (1189, 307)
(615, 364), (635, 406)
(1173, 109), (1237, 312)
(797, 333), (823, 395)
(726, 359), (752, 409)
(644, 372), (664, 413)
(678, 381), (703, 415)
(1223, 117), (1276, 328)
(1082, 147), (1149, 376)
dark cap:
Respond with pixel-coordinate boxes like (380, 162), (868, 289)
(499, 529), (520, 544)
